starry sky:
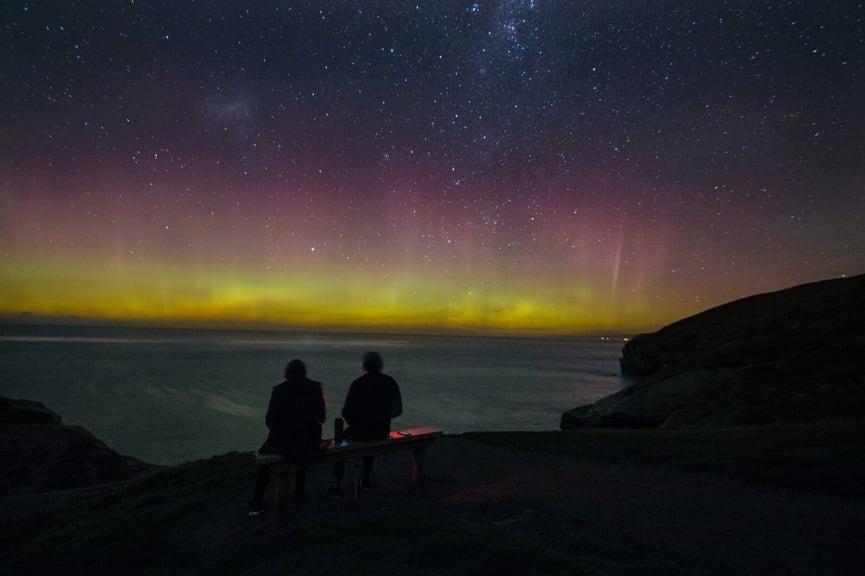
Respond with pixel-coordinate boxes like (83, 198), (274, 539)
(2, 1), (863, 334)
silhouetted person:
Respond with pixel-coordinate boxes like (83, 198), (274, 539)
(328, 351), (402, 494)
(249, 359), (326, 515)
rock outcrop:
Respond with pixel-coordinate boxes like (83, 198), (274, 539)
(562, 274), (865, 429)
(0, 397), (146, 494)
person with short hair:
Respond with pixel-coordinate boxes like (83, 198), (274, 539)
(249, 359), (326, 515)
(328, 351), (402, 494)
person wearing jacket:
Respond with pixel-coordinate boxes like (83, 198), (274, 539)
(249, 359), (326, 515)
(328, 351), (402, 494)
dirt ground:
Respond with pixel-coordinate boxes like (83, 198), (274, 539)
(4, 433), (864, 576)
(291, 435), (865, 575)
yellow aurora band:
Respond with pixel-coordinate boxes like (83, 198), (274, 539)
(0, 254), (669, 333)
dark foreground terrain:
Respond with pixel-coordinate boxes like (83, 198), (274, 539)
(3, 421), (865, 576)
(4, 275), (864, 574)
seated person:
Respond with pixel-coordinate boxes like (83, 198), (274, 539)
(249, 359), (326, 515)
(328, 351), (402, 494)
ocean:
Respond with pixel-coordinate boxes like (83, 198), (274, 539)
(0, 324), (629, 465)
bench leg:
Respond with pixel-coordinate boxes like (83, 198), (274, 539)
(275, 466), (293, 516)
(411, 447), (426, 480)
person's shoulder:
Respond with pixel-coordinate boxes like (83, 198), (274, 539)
(307, 378), (324, 389)
(269, 381), (288, 399)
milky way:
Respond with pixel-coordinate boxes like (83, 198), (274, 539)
(2, 2), (863, 333)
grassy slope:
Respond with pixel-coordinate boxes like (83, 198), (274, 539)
(467, 420), (865, 496)
(3, 421), (865, 575)
(1, 452), (579, 576)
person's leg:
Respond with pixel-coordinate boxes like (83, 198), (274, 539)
(293, 467), (307, 501)
(361, 456), (375, 489)
(250, 463), (270, 512)
(328, 461), (345, 494)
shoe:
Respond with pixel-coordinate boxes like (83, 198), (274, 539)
(360, 480), (373, 493)
(248, 499), (264, 517)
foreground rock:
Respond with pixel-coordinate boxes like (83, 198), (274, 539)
(562, 274), (865, 429)
(0, 397), (145, 495)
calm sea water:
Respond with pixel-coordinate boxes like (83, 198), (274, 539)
(0, 324), (628, 465)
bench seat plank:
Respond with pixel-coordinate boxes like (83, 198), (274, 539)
(255, 426), (442, 514)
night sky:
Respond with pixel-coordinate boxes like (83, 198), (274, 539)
(2, 1), (863, 333)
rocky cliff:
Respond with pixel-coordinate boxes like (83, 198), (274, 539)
(0, 397), (146, 494)
(562, 274), (865, 429)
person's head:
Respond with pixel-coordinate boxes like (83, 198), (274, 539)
(284, 359), (307, 381)
(362, 351), (383, 373)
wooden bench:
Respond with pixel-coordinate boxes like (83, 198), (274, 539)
(256, 426), (443, 515)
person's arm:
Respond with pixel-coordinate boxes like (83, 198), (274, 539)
(316, 384), (327, 424)
(390, 378), (403, 418)
(265, 387), (277, 429)
(341, 381), (357, 425)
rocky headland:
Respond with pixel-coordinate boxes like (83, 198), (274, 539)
(562, 273), (865, 429)
(0, 396), (145, 495)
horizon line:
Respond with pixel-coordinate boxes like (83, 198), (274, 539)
(0, 312), (652, 338)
